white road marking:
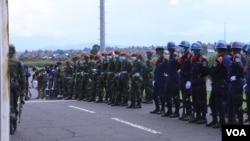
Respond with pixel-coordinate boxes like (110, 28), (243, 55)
(26, 100), (76, 103)
(69, 105), (96, 114)
(111, 117), (162, 134)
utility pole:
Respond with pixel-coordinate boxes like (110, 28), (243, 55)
(0, 0), (10, 140)
(100, 0), (105, 52)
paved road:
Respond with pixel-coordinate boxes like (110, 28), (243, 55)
(10, 88), (221, 141)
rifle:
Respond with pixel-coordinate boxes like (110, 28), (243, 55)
(18, 91), (25, 123)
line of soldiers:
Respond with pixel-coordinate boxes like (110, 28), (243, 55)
(150, 40), (250, 129)
(31, 40), (250, 128)
(34, 50), (155, 109)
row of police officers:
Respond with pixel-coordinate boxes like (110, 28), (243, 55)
(151, 40), (250, 128)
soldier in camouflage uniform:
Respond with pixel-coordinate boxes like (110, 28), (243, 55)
(117, 51), (132, 106)
(79, 53), (91, 101)
(32, 66), (47, 100)
(64, 60), (74, 100)
(111, 50), (122, 106)
(142, 50), (154, 104)
(9, 44), (26, 135)
(73, 55), (83, 100)
(88, 54), (101, 102)
(37, 68), (48, 99)
(86, 54), (95, 101)
(127, 52), (147, 108)
(54, 62), (64, 99)
(106, 51), (116, 104)
(96, 51), (108, 103)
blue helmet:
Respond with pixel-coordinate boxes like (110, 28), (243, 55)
(167, 41), (176, 51)
(191, 42), (202, 50)
(215, 40), (227, 49)
(179, 41), (190, 48)
(231, 41), (243, 49)
(243, 43), (250, 54)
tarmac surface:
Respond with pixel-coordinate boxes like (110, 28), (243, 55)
(10, 87), (222, 141)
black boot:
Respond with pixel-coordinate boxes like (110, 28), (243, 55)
(150, 107), (160, 114)
(111, 101), (120, 106)
(189, 112), (200, 123)
(206, 120), (217, 127)
(135, 101), (141, 108)
(157, 104), (165, 114)
(162, 108), (173, 117)
(77, 97), (84, 101)
(121, 99), (128, 106)
(64, 95), (72, 100)
(196, 113), (207, 124)
(179, 108), (186, 120)
(170, 108), (180, 118)
(127, 101), (135, 108)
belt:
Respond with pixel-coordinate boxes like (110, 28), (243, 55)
(115, 73), (120, 77)
(82, 72), (89, 75)
(10, 79), (19, 83)
(120, 71), (127, 74)
(101, 72), (106, 75)
(132, 72), (140, 77)
(75, 72), (82, 76)
(107, 72), (113, 74)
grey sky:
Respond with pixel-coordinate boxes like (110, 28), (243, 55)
(8, 0), (250, 51)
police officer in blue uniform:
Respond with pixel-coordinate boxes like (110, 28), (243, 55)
(243, 42), (250, 125)
(150, 47), (168, 114)
(162, 42), (181, 117)
(189, 42), (209, 124)
(227, 41), (246, 125)
(207, 40), (230, 128)
(177, 41), (193, 121)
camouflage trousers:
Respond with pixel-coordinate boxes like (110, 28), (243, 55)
(106, 73), (114, 102)
(74, 74), (83, 99)
(131, 77), (142, 103)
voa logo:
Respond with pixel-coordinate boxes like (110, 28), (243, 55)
(226, 129), (246, 136)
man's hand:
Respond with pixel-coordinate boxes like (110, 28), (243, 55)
(185, 81), (191, 89)
(230, 76), (236, 81)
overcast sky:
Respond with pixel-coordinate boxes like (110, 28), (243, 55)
(8, 0), (250, 51)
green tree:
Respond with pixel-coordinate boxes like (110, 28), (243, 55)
(90, 44), (100, 54)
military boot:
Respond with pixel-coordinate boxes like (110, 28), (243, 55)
(111, 101), (120, 106)
(206, 114), (218, 127)
(179, 108), (186, 120)
(64, 95), (72, 100)
(95, 97), (103, 103)
(127, 101), (135, 108)
(150, 105), (160, 114)
(189, 112), (200, 123)
(77, 96), (84, 101)
(162, 108), (172, 117)
(121, 98), (128, 106)
(170, 108), (180, 118)
(196, 113), (207, 124)
(135, 101), (142, 108)
(182, 111), (192, 121)
(206, 120), (217, 127)
(157, 104), (165, 114)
